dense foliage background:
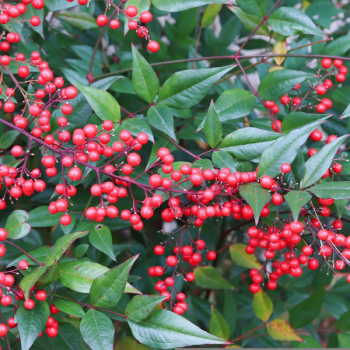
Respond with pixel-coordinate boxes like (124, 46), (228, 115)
(2, 0), (350, 349)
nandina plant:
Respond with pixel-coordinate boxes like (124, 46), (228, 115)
(0, 0), (350, 349)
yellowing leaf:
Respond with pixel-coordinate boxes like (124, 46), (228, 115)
(273, 41), (288, 66)
(267, 319), (303, 342)
(230, 244), (262, 269)
(253, 290), (273, 322)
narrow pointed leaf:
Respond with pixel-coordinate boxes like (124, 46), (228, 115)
(258, 69), (315, 101)
(90, 255), (137, 308)
(300, 135), (348, 188)
(132, 46), (159, 103)
(89, 224), (115, 260)
(54, 297), (85, 318)
(158, 66), (233, 109)
(236, 0), (267, 16)
(335, 199), (348, 218)
(126, 295), (166, 322)
(147, 105), (176, 141)
(230, 244), (262, 269)
(257, 121), (322, 179)
(194, 266), (233, 289)
(209, 307), (230, 340)
(284, 191), (312, 221)
(152, 0), (226, 12)
(21, 266), (48, 300)
(201, 4), (222, 28)
(340, 103), (350, 119)
(128, 309), (227, 349)
(81, 309), (115, 350)
(239, 183), (271, 224)
(204, 101), (222, 148)
(212, 151), (236, 172)
(253, 290), (273, 322)
(281, 112), (330, 134)
(28, 206), (61, 227)
(307, 182), (350, 200)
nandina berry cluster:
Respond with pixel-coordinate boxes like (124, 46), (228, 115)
(73, 0), (160, 53)
(0, 228), (61, 338)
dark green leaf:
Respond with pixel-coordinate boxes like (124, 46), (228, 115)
(284, 190), (312, 221)
(219, 127), (282, 161)
(212, 151), (236, 172)
(54, 297), (85, 318)
(8, 246), (50, 267)
(122, 118), (154, 143)
(21, 266), (48, 300)
(147, 105), (176, 141)
(204, 101), (222, 148)
(209, 307), (230, 340)
(308, 182), (350, 200)
(16, 301), (50, 350)
(269, 7), (324, 36)
(335, 199), (348, 218)
(90, 256), (137, 308)
(128, 309), (227, 349)
(281, 112), (329, 134)
(300, 135), (348, 188)
(28, 206), (61, 227)
(89, 224), (115, 260)
(132, 46), (159, 103)
(56, 12), (98, 30)
(337, 310), (350, 331)
(152, 0), (226, 12)
(239, 183), (271, 224)
(5, 210), (30, 239)
(258, 69), (315, 101)
(0, 130), (19, 148)
(158, 66), (233, 109)
(257, 121), (321, 178)
(236, 0), (267, 16)
(126, 295), (166, 322)
(80, 309), (115, 350)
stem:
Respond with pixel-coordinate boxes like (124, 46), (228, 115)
(4, 240), (44, 266)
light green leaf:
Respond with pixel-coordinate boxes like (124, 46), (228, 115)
(75, 84), (120, 122)
(5, 210), (30, 239)
(284, 191), (312, 221)
(126, 295), (166, 322)
(194, 266), (233, 290)
(54, 297), (85, 318)
(122, 118), (154, 143)
(21, 266), (48, 300)
(239, 183), (271, 224)
(158, 66), (233, 109)
(204, 101), (222, 148)
(90, 256), (137, 308)
(253, 290), (273, 322)
(202, 4), (222, 28)
(128, 309), (227, 349)
(230, 244), (262, 269)
(132, 46), (159, 103)
(236, 0), (267, 16)
(81, 309), (115, 350)
(209, 307), (230, 340)
(269, 7), (324, 37)
(301, 135), (348, 188)
(258, 69), (315, 101)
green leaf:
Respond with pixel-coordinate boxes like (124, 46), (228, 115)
(340, 103), (350, 119)
(44, 0), (76, 11)
(37, 264), (60, 286)
(126, 295), (166, 322)
(5, 210), (30, 239)
(236, 0), (267, 16)
(74, 244), (89, 259)
(204, 101), (222, 148)
(209, 307), (230, 340)
(56, 12), (98, 30)
(147, 105), (176, 141)
(59, 260), (108, 293)
(224, 290), (237, 337)
(258, 69), (315, 101)
(80, 309), (115, 350)
(152, 0), (226, 12)
(219, 127), (282, 161)
(337, 310), (350, 331)
(54, 297), (85, 318)
(239, 183), (271, 224)
(158, 66), (233, 109)
(229, 7), (269, 36)
(293, 335), (322, 348)
(17, 301), (50, 350)
(252, 290), (273, 322)
(324, 35), (350, 57)
(21, 266), (48, 300)
(335, 199), (348, 218)
(8, 246), (51, 267)
(28, 206), (61, 227)
(281, 112), (329, 134)
(269, 7), (324, 37)
(122, 118), (154, 143)
(46, 322), (84, 350)
(284, 191), (312, 221)
(201, 4), (222, 28)
(212, 151), (237, 172)
(301, 135), (348, 188)
(128, 309), (227, 349)
(230, 244), (262, 269)
(89, 224), (115, 261)
(75, 84), (120, 122)
(290, 288), (325, 329)
(257, 121), (322, 178)
(308, 182), (350, 200)
(45, 231), (89, 266)
(266, 319), (303, 342)
(194, 266), (233, 290)
(132, 46), (159, 103)
(0, 130), (19, 148)
(90, 256), (137, 308)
